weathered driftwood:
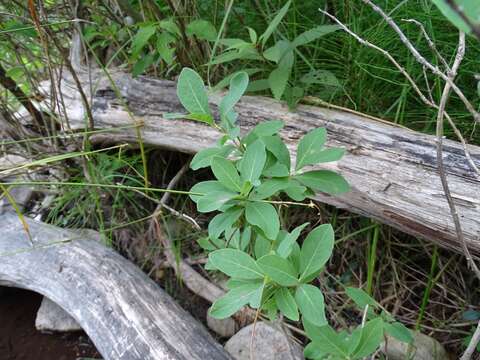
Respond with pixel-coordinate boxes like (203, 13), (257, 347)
(0, 213), (231, 360)
(50, 71), (480, 254)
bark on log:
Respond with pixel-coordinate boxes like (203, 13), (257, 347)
(47, 71), (480, 254)
(0, 213), (231, 360)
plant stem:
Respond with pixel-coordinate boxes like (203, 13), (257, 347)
(366, 222), (379, 296)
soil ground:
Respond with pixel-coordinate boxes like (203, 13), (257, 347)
(0, 287), (100, 360)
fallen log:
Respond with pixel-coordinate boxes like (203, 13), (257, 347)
(49, 71), (480, 254)
(0, 213), (231, 360)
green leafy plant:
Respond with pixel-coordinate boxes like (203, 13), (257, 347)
(84, 16), (218, 76)
(433, 0), (480, 38)
(170, 67), (412, 359)
(210, 0), (341, 107)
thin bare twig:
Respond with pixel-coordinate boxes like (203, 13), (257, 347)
(462, 320), (480, 360)
(318, 9), (479, 177)
(434, 32), (480, 282)
(362, 0), (480, 124)
(401, 18), (450, 71)
(147, 159), (200, 231)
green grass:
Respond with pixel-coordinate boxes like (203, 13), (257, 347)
(196, 0), (479, 142)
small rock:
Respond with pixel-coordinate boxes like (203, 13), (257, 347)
(382, 332), (448, 360)
(0, 155), (34, 214)
(35, 297), (82, 332)
(225, 321), (304, 360)
(207, 313), (237, 337)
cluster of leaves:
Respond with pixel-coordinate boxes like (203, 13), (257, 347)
(84, 15), (217, 76)
(172, 67), (413, 358)
(304, 287), (413, 359)
(211, 0), (341, 107)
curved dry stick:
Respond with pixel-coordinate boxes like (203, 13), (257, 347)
(0, 213), (230, 360)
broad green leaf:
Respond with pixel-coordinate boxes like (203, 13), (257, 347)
(351, 318), (384, 359)
(288, 242), (301, 273)
(300, 70), (341, 87)
(245, 202), (279, 240)
(295, 170), (350, 194)
(220, 72), (249, 118)
(463, 310), (480, 321)
(247, 27), (258, 43)
(345, 287), (380, 309)
(432, 0), (480, 35)
(191, 145), (234, 170)
(384, 322), (413, 344)
(209, 282), (262, 318)
(263, 298), (279, 321)
(263, 163), (290, 177)
(3, 20), (37, 37)
(251, 120), (285, 138)
(209, 248), (263, 279)
(240, 140), (267, 184)
(190, 180), (225, 202)
(262, 135), (290, 169)
(303, 342), (328, 359)
(284, 181), (307, 201)
(159, 19), (181, 37)
(226, 278), (254, 289)
(292, 25), (340, 47)
(251, 178), (289, 200)
(197, 236), (223, 251)
(260, 0), (292, 46)
(213, 68), (262, 91)
(131, 24), (156, 56)
(219, 38), (249, 48)
(254, 234), (271, 259)
(268, 51), (293, 100)
(177, 67), (210, 115)
(295, 284), (327, 326)
(183, 113), (214, 125)
(247, 79), (270, 92)
(299, 224), (334, 281)
(208, 207), (243, 239)
(210, 50), (246, 65)
(311, 148), (345, 163)
(263, 40), (292, 63)
(197, 189), (238, 212)
(295, 128), (327, 170)
(210, 47), (262, 65)
(156, 32), (176, 65)
(303, 320), (348, 357)
(257, 254), (298, 286)
(186, 19), (217, 41)
(284, 85), (305, 109)
(249, 282), (265, 308)
(277, 222), (309, 258)
(240, 226), (252, 251)
(132, 53), (154, 76)
(275, 288), (299, 321)
(211, 156), (242, 192)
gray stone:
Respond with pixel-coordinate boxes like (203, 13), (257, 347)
(225, 322), (304, 360)
(382, 332), (449, 360)
(0, 155), (34, 214)
(207, 313), (237, 338)
(35, 297), (82, 332)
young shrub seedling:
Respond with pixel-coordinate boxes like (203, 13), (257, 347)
(171, 67), (413, 359)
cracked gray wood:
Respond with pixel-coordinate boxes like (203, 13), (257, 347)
(0, 213), (231, 360)
(43, 70), (480, 254)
